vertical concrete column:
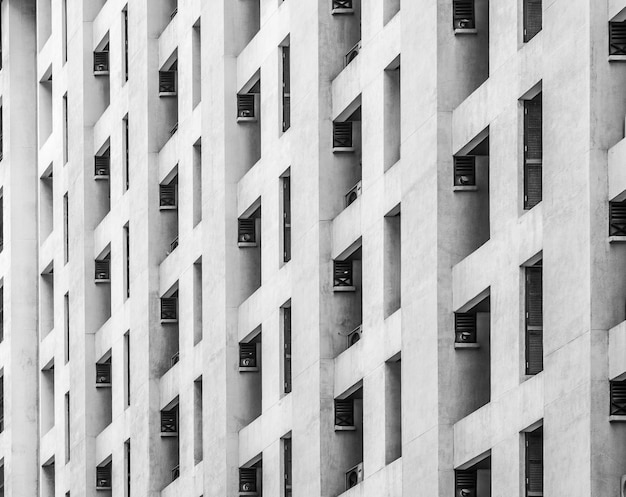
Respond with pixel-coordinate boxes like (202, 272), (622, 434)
(362, 366), (386, 474)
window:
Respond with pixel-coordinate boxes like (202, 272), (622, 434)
(525, 263), (543, 375)
(283, 438), (292, 497)
(96, 462), (112, 490)
(525, 428), (543, 496)
(62, 0), (68, 63)
(124, 440), (131, 496)
(0, 376), (3, 433)
(64, 293), (70, 363)
(63, 94), (68, 164)
(523, 93), (542, 209)
(283, 306), (292, 394)
(124, 225), (130, 298)
(192, 21), (201, 107)
(523, 0), (542, 42)
(123, 6), (129, 81)
(282, 175), (291, 263)
(124, 331), (130, 407)
(123, 115), (129, 190)
(282, 45), (291, 132)
(0, 194), (3, 252)
(65, 392), (70, 462)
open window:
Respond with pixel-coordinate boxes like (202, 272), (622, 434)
(524, 259), (543, 375)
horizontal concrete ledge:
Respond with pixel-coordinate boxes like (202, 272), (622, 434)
(334, 286), (356, 292)
(335, 425), (357, 431)
(453, 185), (478, 192)
(333, 147), (355, 154)
(454, 28), (478, 35)
(331, 8), (354, 14)
(609, 415), (626, 422)
(455, 343), (481, 349)
(609, 236), (626, 243)
(239, 367), (259, 373)
(609, 55), (626, 62)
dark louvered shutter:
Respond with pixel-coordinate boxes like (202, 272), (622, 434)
(334, 398), (354, 427)
(453, 0), (475, 29)
(333, 0), (353, 9)
(525, 266), (543, 375)
(160, 408), (178, 433)
(160, 297), (178, 321)
(239, 342), (257, 369)
(333, 122), (353, 149)
(93, 50), (109, 73)
(94, 154), (110, 177)
(525, 430), (543, 496)
(237, 94), (255, 119)
(610, 380), (626, 415)
(524, 96), (542, 209)
(283, 177), (291, 262)
(284, 438), (292, 497)
(96, 362), (111, 384)
(95, 259), (110, 281)
(610, 22), (626, 56)
(96, 463), (112, 488)
(453, 156), (476, 186)
(610, 201), (626, 236)
(158, 70), (177, 94)
(524, 0), (542, 42)
(454, 313), (477, 343)
(159, 183), (177, 207)
(333, 260), (353, 287)
(284, 307), (292, 393)
(455, 469), (476, 497)
(238, 218), (256, 244)
(239, 467), (257, 493)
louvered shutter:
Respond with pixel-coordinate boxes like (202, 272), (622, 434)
(239, 342), (257, 369)
(239, 467), (257, 493)
(94, 154), (110, 177)
(95, 259), (110, 281)
(524, 0), (542, 42)
(93, 50), (109, 73)
(284, 308), (292, 393)
(282, 47), (291, 132)
(453, 156), (476, 186)
(525, 266), (543, 375)
(454, 313), (477, 343)
(524, 96), (542, 209)
(160, 408), (178, 433)
(333, 260), (353, 287)
(238, 218), (256, 244)
(610, 22), (626, 56)
(526, 430), (543, 495)
(610, 380), (626, 415)
(158, 70), (177, 94)
(160, 297), (178, 321)
(96, 362), (111, 384)
(455, 469), (477, 497)
(334, 398), (354, 427)
(333, 0), (353, 9)
(610, 201), (626, 236)
(333, 122), (353, 149)
(453, 0), (475, 29)
(237, 94), (255, 119)
(96, 464), (112, 488)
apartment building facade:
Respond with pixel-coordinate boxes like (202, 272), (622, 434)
(3, 0), (626, 496)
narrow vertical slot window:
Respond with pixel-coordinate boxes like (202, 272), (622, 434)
(123, 115), (129, 190)
(124, 439), (131, 496)
(284, 437), (292, 497)
(63, 94), (68, 164)
(124, 224), (130, 299)
(525, 427), (543, 496)
(282, 44), (291, 132)
(282, 174), (291, 263)
(0, 194), (3, 253)
(0, 106), (3, 162)
(123, 6), (129, 82)
(525, 262), (543, 375)
(194, 378), (203, 463)
(64, 293), (70, 363)
(0, 376), (4, 433)
(523, 93), (542, 209)
(64, 392), (70, 462)
(124, 331), (130, 407)
(283, 306), (292, 394)
(192, 20), (201, 108)
(192, 141), (202, 227)
(63, 193), (69, 263)
(0, 286), (4, 342)
(62, 0), (68, 63)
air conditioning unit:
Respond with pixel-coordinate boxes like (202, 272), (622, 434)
(453, 156), (476, 187)
(94, 259), (110, 282)
(332, 121), (354, 152)
(455, 469), (477, 497)
(239, 342), (258, 372)
(94, 154), (110, 178)
(239, 467), (258, 495)
(159, 70), (177, 96)
(237, 94), (257, 122)
(93, 49), (109, 75)
(345, 181), (362, 207)
(160, 408), (178, 435)
(160, 297), (178, 322)
(346, 325), (362, 347)
(453, 0), (476, 31)
(159, 183), (177, 209)
(454, 313), (477, 345)
(331, 0), (353, 14)
(345, 462), (363, 490)
(344, 41), (362, 66)
(238, 218), (257, 247)
(334, 398), (355, 429)
(95, 362), (111, 386)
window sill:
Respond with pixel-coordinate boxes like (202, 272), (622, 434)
(609, 236), (626, 243)
(331, 8), (354, 15)
(609, 415), (626, 422)
(161, 319), (178, 324)
(609, 55), (626, 62)
(335, 425), (357, 431)
(160, 432), (178, 437)
(333, 286), (356, 293)
(454, 28), (478, 35)
(237, 116), (258, 123)
(239, 366), (259, 373)
(333, 147), (355, 154)
(453, 185), (478, 192)
(238, 242), (258, 248)
(455, 343), (480, 349)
